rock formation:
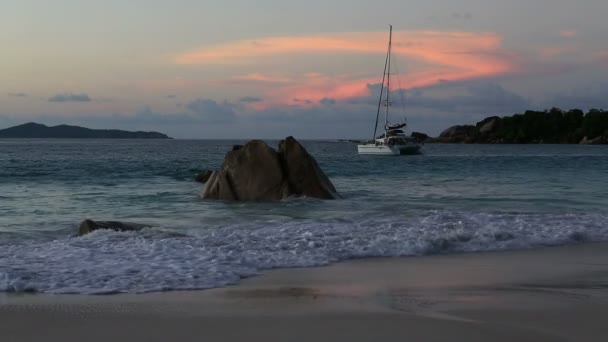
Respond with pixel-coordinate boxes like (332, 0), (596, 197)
(478, 116), (502, 135)
(580, 136), (608, 145)
(195, 170), (213, 183)
(201, 137), (338, 201)
(410, 132), (430, 143)
(435, 125), (477, 143)
(278, 136), (339, 199)
(78, 219), (150, 236)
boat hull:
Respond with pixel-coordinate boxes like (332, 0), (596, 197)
(357, 143), (421, 155)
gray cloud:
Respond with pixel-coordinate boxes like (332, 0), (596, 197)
(48, 93), (92, 102)
(115, 99), (238, 125)
(185, 98), (236, 123)
(545, 83), (608, 110)
(408, 82), (531, 113)
(451, 12), (472, 20)
(293, 98), (313, 104)
(8, 92), (28, 97)
(239, 96), (263, 103)
(6, 79), (606, 139)
(350, 81), (530, 114)
(167, 95), (177, 99)
(319, 98), (336, 106)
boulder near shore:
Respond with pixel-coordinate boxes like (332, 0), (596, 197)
(201, 137), (339, 201)
(78, 219), (150, 236)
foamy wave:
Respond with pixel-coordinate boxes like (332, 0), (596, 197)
(0, 211), (606, 294)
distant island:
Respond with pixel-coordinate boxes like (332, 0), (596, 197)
(0, 122), (171, 139)
(417, 108), (608, 145)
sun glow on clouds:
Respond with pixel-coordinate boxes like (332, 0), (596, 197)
(175, 30), (516, 106)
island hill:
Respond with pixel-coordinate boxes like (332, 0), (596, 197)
(413, 108), (608, 145)
(0, 122), (171, 139)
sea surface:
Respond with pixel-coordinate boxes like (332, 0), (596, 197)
(1, 139), (607, 294)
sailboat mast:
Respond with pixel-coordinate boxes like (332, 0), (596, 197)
(385, 25), (392, 130)
(372, 25), (392, 141)
(372, 25), (393, 141)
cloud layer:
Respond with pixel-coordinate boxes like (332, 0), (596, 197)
(8, 93), (28, 98)
(176, 30), (517, 107)
(48, 93), (92, 103)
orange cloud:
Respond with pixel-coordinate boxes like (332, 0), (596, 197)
(175, 31), (509, 68)
(175, 30), (517, 106)
(275, 74), (374, 106)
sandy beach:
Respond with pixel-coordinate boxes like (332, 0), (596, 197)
(2, 242), (607, 341)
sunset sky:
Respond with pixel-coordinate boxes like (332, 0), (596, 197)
(1, 0), (607, 138)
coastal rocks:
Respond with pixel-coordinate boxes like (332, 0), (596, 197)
(478, 116), (502, 135)
(78, 219), (149, 236)
(436, 125), (476, 143)
(202, 137), (338, 201)
(195, 169), (213, 183)
(410, 132), (430, 143)
(580, 136), (607, 145)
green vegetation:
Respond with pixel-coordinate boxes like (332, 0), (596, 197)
(438, 108), (608, 144)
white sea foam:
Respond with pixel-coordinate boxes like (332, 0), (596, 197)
(1, 211), (607, 294)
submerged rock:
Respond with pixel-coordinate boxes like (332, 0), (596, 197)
(78, 219), (150, 236)
(202, 137), (338, 201)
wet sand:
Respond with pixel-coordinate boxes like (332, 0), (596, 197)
(1, 243), (607, 341)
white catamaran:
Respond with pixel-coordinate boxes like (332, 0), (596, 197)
(358, 25), (421, 156)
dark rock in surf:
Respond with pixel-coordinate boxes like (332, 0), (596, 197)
(201, 137), (338, 201)
(278, 136), (339, 199)
(78, 219), (150, 236)
(202, 140), (290, 201)
(195, 169), (213, 183)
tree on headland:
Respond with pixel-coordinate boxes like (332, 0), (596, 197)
(582, 109), (608, 139)
(433, 108), (608, 144)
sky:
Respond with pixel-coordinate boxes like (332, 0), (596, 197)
(1, 0), (607, 139)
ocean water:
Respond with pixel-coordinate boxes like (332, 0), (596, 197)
(1, 139), (607, 294)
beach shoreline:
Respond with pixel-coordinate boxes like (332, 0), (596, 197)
(1, 242), (607, 341)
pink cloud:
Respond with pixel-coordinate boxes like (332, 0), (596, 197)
(175, 31), (510, 70)
(175, 30), (518, 107)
